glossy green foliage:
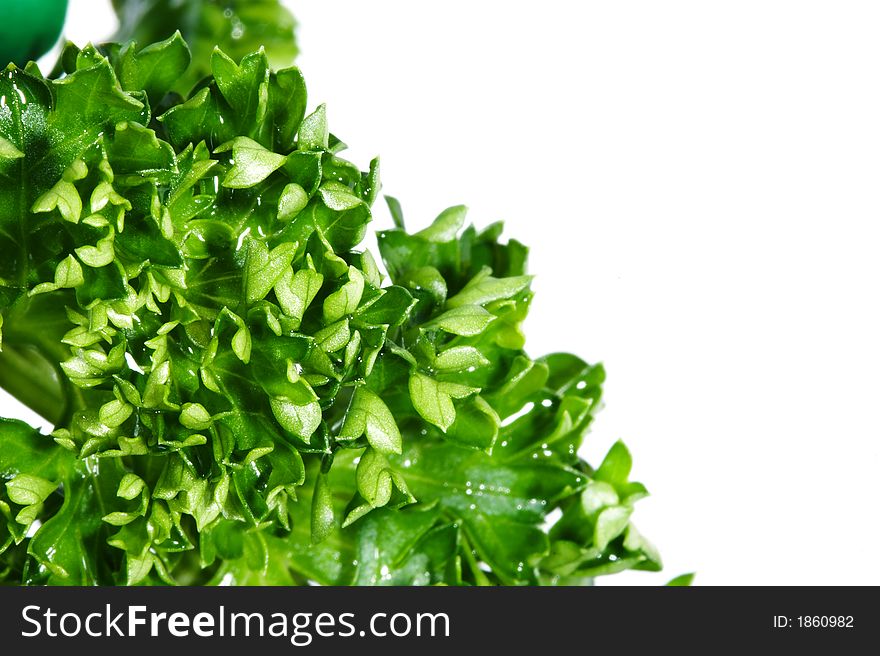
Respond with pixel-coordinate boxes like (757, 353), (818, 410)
(111, 0), (297, 97)
(0, 37), (659, 585)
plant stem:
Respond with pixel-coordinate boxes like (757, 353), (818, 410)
(460, 533), (493, 586)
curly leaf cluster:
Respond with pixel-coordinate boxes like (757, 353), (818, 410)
(0, 35), (659, 585)
(110, 0), (298, 97)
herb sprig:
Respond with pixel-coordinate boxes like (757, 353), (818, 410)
(0, 34), (659, 585)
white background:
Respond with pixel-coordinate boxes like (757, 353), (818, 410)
(14, 0), (879, 585)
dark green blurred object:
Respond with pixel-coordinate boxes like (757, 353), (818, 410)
(0, 0), (69, 66)
(112, 0), (297, 96)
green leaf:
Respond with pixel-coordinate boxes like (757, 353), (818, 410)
(27, 458), (124, 584)
(392, 439), (583, 584)
(74, 226), (115, 268)
(98, 399), (133, 428)
(666, 572), (696, 586)
(339, 388), (402, 455)
(385, 195), (405, 229)
(314, 319), (351, 354)
(323, 266), (364, 323)
(275, 267), (323, 321)
(595, 440), (632, 488)
(416, 205), (467, 242)
(354, 448), (412, 510)
(52, 54), (145, 127)
(211, 47), (270, 130)
(0, 135), (24, 159)
(311, 472), (335, 544)
(593, 440), (648, 503)
(211, 310), (252, 364)
(445, 395), (499, 451)
(422, 304), (494, 336)
(311, 185), (371, 251)
(594, 505), (632, 551)
(446, 269), (533, 308)
(434, 346), (489, 372)
(157, 87), (226, 149)
(409, 372), (477, 432)
(270, 67), (307, 152)
(278, 182), (309, 221)
(271, 396), (322, 442)
(283, 151), (322, 194)
(356, 448), (393, 508)
(217, 137), (287, 188)
(351, 505), (442, 585)
(355, 286), (415, 327)
(581, 481), (619, 514)
(299, 104), (328, 151)
(117, 474), (146, 501)
(118, 31), (192, 104)
(29, 255), (84, 296)
(180, 403), (212, 430)
(6, 475), (56, 507)
(32, 179), (82, 224)
(105, 121), (176, 181)
(244, 239), (296, 304)
(399, 267), (446, 307)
